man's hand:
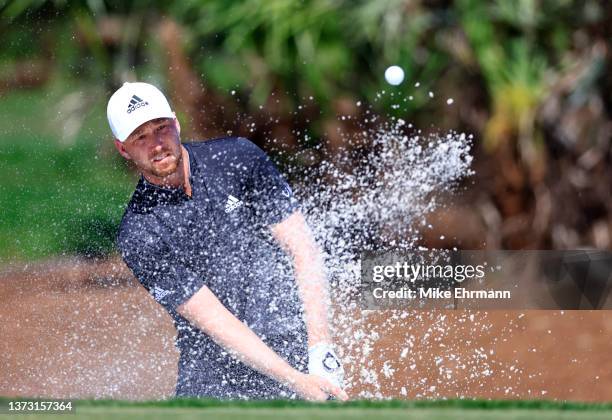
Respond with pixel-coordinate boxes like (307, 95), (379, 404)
(308, 342), (345, 388)
(179, 285), (341, 399)
(289, 372), (348, 401)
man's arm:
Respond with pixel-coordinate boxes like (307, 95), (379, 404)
(271, 211), (345, 389)
(270, 211), (332, 349)
(177, 285), (347, 401)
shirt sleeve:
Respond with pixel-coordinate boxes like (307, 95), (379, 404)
(248, 153), (300, 226)
(119, 234), (208, 313)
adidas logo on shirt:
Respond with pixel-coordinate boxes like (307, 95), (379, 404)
(281, 184), (292, 198)
(127, 95), (149, 114)
(225, 194), (243, 213)
(152, 286), (174, 302)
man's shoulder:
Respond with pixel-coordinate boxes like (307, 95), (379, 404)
(186, 136), (268, 163)
(116, 196), (159, 251)
(187, 136), (258, 150)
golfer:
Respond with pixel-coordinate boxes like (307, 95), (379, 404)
(107, 82), (346, 400)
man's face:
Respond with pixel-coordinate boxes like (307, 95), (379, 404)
(116, 117), (182, 179)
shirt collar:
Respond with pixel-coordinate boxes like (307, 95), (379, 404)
(129, 146), (194, 213)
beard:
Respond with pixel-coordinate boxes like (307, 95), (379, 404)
(147, 147), (182, 178)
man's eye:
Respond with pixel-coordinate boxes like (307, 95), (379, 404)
(137, 135), (146, 141)
(158, 124), (169, 132)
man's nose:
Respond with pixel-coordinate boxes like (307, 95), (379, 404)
(152, 132), (164, 149)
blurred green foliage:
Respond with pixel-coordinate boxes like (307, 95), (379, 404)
(0, 88), (135, 262)
(171, 0), (451, 114)
(1, 0), (601, 122)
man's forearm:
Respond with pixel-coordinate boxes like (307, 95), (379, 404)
(294, 250), (333, 348)
(177, 285), (301, 388)
(271, 211), (334, 348)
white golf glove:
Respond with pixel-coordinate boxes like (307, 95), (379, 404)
(308, 342), (344, 388)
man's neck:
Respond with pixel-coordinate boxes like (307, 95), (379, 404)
(143, 145), (192, 197)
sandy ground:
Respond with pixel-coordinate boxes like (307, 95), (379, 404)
(1, 257), (611, 401)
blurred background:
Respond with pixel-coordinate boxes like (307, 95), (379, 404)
(1, 0), (611, 264)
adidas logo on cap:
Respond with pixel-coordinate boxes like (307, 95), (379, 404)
(108, 82), (175, 141)
(127, 94), (149, 114)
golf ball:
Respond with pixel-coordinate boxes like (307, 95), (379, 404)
(384, 65), (405, 86)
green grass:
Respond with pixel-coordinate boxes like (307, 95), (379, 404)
(2, 398), (612, 420)
(0, 85), (136, 263)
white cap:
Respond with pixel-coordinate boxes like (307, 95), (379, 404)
(107, 82), (175, 142)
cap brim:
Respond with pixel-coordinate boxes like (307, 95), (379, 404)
(116, 110), (175, 142)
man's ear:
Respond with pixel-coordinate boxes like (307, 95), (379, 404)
(114, 139), (132, 160)
(173, 113), (181, 135)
